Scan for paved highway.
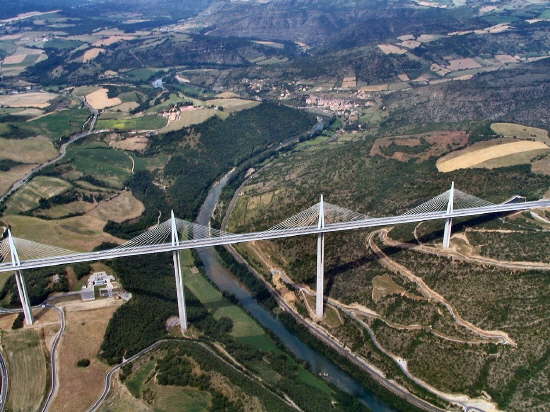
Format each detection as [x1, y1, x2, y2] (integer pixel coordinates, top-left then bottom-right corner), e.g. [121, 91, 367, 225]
[1, 199, 549, 273]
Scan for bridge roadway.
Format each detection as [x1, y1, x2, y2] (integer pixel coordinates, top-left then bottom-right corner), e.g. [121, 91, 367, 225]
[1, 199, 549, 273]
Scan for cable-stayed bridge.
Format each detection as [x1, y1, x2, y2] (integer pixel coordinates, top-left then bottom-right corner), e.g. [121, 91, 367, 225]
[1, 183, 549, 331]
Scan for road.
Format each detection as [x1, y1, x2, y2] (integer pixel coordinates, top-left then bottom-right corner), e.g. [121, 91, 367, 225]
[2, 199, 549, 273]
[0, 348, 8, 412]
[87, 338, 301, 412]
[40, 304, 65, 412]
[0, 301, 65, 412]
[224, 245, 446, 412]
[0, 109, 101, 205]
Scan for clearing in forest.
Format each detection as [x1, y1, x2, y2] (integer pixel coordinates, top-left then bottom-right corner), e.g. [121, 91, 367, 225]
[490, 122, 549, 144]
[437, 140, 550, 172]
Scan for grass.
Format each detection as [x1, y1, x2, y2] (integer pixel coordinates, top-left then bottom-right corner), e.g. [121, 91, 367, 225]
[1, 329, 48, 412]
[126, 360, 155, 397]
[44, 38, 84, 50]
[96, 115, 166, 131]
[182, 250, 277, 350]
[28, 108, 90, 140]
[6, 176, 72, 213]
[125, 68, 163, 82]
[151, 384, 211, 412]
[65, 142, 133, 188]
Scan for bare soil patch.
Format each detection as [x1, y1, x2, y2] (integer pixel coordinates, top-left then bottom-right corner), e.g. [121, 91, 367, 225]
[86, 88, 122, 110]
[437, 140, 550, 172]
[0, 92, 57, 108]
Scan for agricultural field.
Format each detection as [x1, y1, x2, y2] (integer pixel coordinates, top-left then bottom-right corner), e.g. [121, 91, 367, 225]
[86, 88, 122, 110]
[0, 92, 57, 108]
[1, 191, 144, 251]
[436, 140, 550, 172]
[64, 142, 133, 188]
[1, 329, 49, 411]
[96, 115, 166, 131]
[490, 122, 550, 144]
[6, 176, 72, 213]
[50, 301, 124, 411]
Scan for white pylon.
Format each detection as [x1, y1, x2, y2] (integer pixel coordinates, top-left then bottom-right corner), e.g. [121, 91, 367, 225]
[315, 195, 325, 319]
[7, 229, 33, 325]
[443, 182, 454, 248]
[171, 211, 187, 333]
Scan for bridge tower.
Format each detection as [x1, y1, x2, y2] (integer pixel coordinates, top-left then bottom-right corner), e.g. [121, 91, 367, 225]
[443, 182, 455, 249]
[316, 195, 325, 319]
[7, 230, 34, 325]
[171, 211, 188, 333]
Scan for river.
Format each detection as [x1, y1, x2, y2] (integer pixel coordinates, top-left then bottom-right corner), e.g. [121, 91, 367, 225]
[195, 171, 395, 412]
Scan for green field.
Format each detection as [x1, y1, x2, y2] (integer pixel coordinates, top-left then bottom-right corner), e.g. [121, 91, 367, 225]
[44, 38, 84, 50]
[6, 175, 72, 213]
[125, 68, 164, 82]
[1, 329, 48, 412]
[28, 108, 90, 139]
[126, 360, 155, 397]
[64, 142, 133, 188]
[181, 250, 277, 350]
[96, 115, 166, 131]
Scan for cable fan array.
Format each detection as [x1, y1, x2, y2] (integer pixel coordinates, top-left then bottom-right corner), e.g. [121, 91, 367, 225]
[0, 236, 75, 263]
[112, 217, 232, 250]
[268, 201, 368, 231]
[403, 188, 494, 216]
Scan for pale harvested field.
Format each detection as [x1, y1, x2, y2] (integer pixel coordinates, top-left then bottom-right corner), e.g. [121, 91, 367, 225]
[86, 88, 122, 110]
[3, 191, 142, 249]
[1, 329, 48, 412]
[109, 135, 149, 151]
[495, 54, 519, 64]
[0, 135, 58, 163]
[252, 40, 284, 49]
[360, 84, 389, 92]
[159, 108, 217, 133]
[215, 91, 240, 98]
[446, 58, 481, 71]
[6, 175, 72, 213]
[417, 34, 441, 42]
[341, 76, 357, 88]
[490, 122, 549, 144]
[0, 92, 57, 108]
[437, 140, 550, 172]
[3, 54, 26, 64]
[88, 190, 144, 223]
[377, 44, 407, 55]
[400, 40, 421, 49]
[474, 149, 549, 170]
[50, 301, 123, 412]
[208, 98, 259, 113]
[93, 35, 135, 47]
[36, 200, 94, 219]
[82, 48, 105, 63]
[0, 164, 36, 196]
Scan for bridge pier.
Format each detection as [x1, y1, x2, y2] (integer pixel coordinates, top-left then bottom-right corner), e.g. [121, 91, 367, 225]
[7, 230, 33, 325]
[315, 195, 325, 319]
[442, 182, 455, 249]
[14, 270, 33, 325]
[171, 212, 187, 334]
[172, 251, 188, 333]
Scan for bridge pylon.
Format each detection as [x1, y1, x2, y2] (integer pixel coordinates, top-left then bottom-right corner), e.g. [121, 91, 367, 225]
[443, 182, 454, 249]
[315, 195, 325, 319]
[7, 230, 33, 325]
[171, 211, 188, 333]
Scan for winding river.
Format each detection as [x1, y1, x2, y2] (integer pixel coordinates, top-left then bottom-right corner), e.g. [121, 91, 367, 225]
[195, 172, 395, 412]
